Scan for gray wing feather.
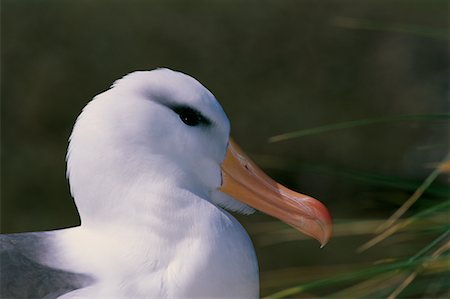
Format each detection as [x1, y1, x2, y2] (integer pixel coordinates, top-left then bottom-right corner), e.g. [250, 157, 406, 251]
[1, 232, 94, 299]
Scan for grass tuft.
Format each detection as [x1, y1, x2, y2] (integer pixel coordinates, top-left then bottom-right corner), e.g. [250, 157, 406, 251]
[259, 115, 449, 298]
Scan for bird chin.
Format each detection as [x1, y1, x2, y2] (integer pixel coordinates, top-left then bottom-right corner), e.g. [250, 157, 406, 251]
[210, 191, 256, 215]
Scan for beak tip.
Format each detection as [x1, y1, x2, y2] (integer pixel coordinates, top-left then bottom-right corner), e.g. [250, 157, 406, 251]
[319, 234, 331, 248]
[317, 232, 331, 248]
[311, 202, 333, 247]
[312, 209, 333, 248]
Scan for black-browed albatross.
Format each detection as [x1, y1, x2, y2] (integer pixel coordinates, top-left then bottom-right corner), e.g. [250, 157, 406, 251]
[1, 69, 332, 298]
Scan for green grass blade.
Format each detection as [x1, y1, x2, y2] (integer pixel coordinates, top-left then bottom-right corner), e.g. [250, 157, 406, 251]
[377, 152, 450, 232]
[357, 200, 450, 252]
[305, 165, 450, 198]
[268, 114, 450, 143]
[409, 230, 450, 263]
[253, 156, 450, 198]
[331, 17, 450, 40]
[254, 202, 448, 247]
[264, 255, 449, 298]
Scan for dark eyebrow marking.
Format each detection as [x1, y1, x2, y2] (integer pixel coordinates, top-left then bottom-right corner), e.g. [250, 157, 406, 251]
[147, 95, 212, 126]
[169, 105, 212, 126]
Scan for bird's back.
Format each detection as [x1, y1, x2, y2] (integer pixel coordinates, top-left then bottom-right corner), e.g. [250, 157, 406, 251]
[0, 231, 94, 299]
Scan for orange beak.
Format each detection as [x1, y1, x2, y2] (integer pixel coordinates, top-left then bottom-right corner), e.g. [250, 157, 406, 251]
[220, 139, 332, 246]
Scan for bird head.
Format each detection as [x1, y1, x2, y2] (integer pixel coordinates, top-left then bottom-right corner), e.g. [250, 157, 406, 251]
[67, 68, 332, 246]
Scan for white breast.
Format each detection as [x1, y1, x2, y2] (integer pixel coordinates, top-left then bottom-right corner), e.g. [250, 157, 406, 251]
[53, 195, 259, 298]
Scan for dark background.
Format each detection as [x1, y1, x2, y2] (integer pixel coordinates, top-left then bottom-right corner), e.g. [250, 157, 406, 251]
[1, 0, 448, 297]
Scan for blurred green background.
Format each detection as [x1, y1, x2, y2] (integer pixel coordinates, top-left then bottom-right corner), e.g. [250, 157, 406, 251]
[1, 0, 449, 297]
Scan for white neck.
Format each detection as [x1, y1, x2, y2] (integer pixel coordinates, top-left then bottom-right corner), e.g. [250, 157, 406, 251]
[66, 104, 217, 229]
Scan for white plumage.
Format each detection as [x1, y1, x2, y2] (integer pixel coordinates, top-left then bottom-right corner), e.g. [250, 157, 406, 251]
[63, 69, 259, 297]
[1, 68, 331, 299]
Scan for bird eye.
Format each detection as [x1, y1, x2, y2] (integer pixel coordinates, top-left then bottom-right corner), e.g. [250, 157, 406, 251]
[172, 106, 211, 127]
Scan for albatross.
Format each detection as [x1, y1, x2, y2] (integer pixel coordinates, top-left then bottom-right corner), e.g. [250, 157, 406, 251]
[1, 68, 332, 298]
